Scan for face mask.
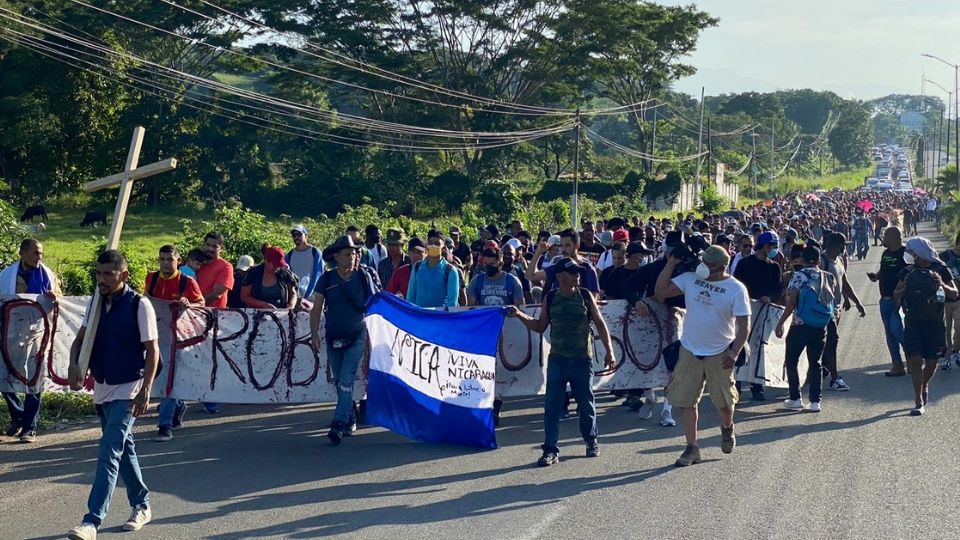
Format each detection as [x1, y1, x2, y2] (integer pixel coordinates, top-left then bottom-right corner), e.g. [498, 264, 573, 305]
[695, 262, 712, 279]
[768, 247, 780, 259]
[904, 252, 915, 265]
[427, 245, 442, 258]
[485, 265, 500, 277]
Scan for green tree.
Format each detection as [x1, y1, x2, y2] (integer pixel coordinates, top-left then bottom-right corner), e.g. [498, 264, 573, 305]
[828, 103, 872, 168]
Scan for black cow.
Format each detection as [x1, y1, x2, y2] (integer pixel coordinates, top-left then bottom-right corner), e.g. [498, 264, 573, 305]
[80, 211, 108, 227]
[20, 205, 47, 223]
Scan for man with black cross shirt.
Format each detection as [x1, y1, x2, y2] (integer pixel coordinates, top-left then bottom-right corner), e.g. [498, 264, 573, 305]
[868, 226, 907, 376]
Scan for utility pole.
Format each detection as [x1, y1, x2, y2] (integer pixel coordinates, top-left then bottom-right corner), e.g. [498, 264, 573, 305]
[650, 107, 658, 172]
[706, 117, 713, 182]
[751, 129, 757, 197]
[770, 121, 775, 182]
[954, 65, 959, 188]
[937, 112, 944, 178]
[693, 87, 705, 209]
[947, 99, 952, 174]
[571, 108, 580, 229]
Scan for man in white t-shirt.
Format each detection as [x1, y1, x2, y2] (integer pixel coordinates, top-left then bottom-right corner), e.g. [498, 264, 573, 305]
[67, 250, 160, 540]
[655, 245, 751, 468]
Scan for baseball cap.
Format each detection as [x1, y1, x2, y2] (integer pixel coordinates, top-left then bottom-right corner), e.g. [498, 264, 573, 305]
[612, 229, 629, 242]
[802, 246, 821, 264]
[701, 245, 731, 266]
[757, 231, 779, 247]
[554, 257, 581, 274]
[408, 237, 427, 253]
[449, 225, 462, 235]
[547, 235, 562, 246]
[482, 247, 501, 258]
[626, 241, 654, 256]
[291, 224, 308, 236]
[263, 246, 288, 268]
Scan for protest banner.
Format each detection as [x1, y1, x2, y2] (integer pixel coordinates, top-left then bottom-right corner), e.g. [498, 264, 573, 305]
[2, 293, 791, 402]
[735, 300, 796, 389]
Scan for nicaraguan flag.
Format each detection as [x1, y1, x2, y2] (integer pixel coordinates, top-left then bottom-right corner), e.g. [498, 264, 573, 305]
[364, 292, 505, 449]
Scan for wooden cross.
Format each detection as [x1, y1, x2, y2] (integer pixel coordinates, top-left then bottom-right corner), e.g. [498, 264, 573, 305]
[75, 126, 177, 376]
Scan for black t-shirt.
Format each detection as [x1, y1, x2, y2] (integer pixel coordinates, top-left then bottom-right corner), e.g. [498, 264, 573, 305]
[733, 254, 783, 301]
[623, 258, 685, 308]
[878, 247, 906, 297]
[602, 265, 639, 300]
[581, 243, 606, 255]
[452, 243, 471, 264]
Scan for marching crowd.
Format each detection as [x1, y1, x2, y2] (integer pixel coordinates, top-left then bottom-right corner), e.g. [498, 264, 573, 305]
[0, 188, 951, 539]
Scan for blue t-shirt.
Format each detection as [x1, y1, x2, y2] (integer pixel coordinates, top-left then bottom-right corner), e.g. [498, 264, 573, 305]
[468, 272, 523, 306]
[543, 260, 599, 294]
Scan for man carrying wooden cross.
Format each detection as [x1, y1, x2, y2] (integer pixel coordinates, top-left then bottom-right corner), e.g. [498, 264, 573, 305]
[65, 126, 175, 540]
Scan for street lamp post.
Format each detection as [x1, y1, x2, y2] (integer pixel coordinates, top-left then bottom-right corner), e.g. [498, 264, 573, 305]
[923, 53, 960, 189]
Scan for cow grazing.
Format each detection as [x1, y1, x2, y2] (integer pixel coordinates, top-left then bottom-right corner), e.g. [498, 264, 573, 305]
[80, 211, 108, 227]
[20, 205, 47, 223]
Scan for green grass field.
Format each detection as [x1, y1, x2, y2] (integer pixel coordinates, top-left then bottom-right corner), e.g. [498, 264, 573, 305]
[34, 205, 208, 272]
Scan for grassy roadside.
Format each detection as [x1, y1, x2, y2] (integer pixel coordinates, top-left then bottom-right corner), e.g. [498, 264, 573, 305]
[1, 392, 96, 432]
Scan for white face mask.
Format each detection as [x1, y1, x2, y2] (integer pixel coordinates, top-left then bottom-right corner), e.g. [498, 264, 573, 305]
[904, 252, 915, 265]
[695, 262, 712, 279]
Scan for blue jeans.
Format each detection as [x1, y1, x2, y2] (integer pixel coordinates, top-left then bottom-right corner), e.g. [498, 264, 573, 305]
[879, 298, 905, 364]
[157, 398, 183, 428]
[327, 327, 367, 428]
[854, 235, 869, 259]
[542, 355, 597, 454]
[83, 400, 149, 527]
[3, 391, 42, 430]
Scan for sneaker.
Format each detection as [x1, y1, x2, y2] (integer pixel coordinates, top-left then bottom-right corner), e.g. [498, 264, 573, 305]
[751, 388, 766, 401]
[638, 399, 655, 420]
[940, 359, 953, 371]
[19, 430, 36, 443]
[204, 404, 219, 414]
[122, 506, 151, 531]
[830, 378, 850, 391]
[660, 408, 676, 427]
[586, 442, 600, 458]
[674, 444, 701, 467]
[327, 427, 343, 445]
[808, 401, 822, 413]
[783, 398, 805, 411]
[910, 404, 925, 416]
[537, 451, 560, 467]
[172, 402, 188, 429]
[153, 426, 173, 442]
[625, 395, 643, 411]
[67, 522, 97, 540]
[342, 421, 357, 436]
[884, 365, 907, 377]
[4, 423, 22, 438]
[720, 423, 736, 454]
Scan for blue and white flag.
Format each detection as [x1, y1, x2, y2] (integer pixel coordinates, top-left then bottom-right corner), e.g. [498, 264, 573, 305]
[364, 292, 506, 449]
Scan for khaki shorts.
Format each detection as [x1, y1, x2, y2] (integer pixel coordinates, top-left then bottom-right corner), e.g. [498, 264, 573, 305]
[666, 346, 738, 409]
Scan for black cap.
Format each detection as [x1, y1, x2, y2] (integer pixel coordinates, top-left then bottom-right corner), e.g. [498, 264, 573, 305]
[716, 234, 731, 245]
[664, 231, 686, 248]
[554, 257, 581, 274]
[408, 237, 426, 252]
[626, 241, 654, 256]
[608, 216, 627, 230]
[802, 246, 821, 264]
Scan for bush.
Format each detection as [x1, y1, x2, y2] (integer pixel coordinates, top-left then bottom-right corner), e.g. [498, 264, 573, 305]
[536, 180, 620, 202]
[0, 199, 22, 267]
[57, 261, 95, 296]
[622, 170, 648, 196]
[0, 391, 96, 430]
[698, 184, 728, 214]
[179, 202, 289, 264]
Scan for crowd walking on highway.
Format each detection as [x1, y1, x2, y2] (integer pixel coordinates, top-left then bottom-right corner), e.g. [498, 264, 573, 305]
[0, 169, 951, 539]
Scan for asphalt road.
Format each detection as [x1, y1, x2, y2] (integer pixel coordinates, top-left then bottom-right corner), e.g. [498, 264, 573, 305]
[3, 222, 959, 540]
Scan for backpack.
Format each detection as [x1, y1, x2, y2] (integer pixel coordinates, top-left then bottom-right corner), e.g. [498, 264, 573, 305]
[902, 268, 942, 321]
[147, 272, 189, 299]
[795, 270, 834, 328]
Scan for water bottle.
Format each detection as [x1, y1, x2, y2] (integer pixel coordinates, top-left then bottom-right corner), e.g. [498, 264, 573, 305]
[937, 286, 946, 304]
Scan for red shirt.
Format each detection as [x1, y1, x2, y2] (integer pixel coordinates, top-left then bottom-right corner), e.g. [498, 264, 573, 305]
[386, 264, 412, 297]
[144, 271, 203, 303]
[196, 257, 235, 308]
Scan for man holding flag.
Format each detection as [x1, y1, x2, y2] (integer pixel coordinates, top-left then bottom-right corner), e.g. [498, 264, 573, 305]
[509, 257, 615, 467]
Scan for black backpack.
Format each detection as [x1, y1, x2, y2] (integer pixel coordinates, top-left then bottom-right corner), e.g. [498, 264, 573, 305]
[902, 268, 942, 321]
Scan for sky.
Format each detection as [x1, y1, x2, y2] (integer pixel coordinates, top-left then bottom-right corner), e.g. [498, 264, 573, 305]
[662, 0, 960, 100]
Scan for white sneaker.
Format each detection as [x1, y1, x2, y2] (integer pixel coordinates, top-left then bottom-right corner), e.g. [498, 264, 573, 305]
[660, 408, 676, 427]
[67, 523, 97, 540]
[783, 399, 805, 411]
[122, 506, 152, 531]
[808, 401, 822, 413]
